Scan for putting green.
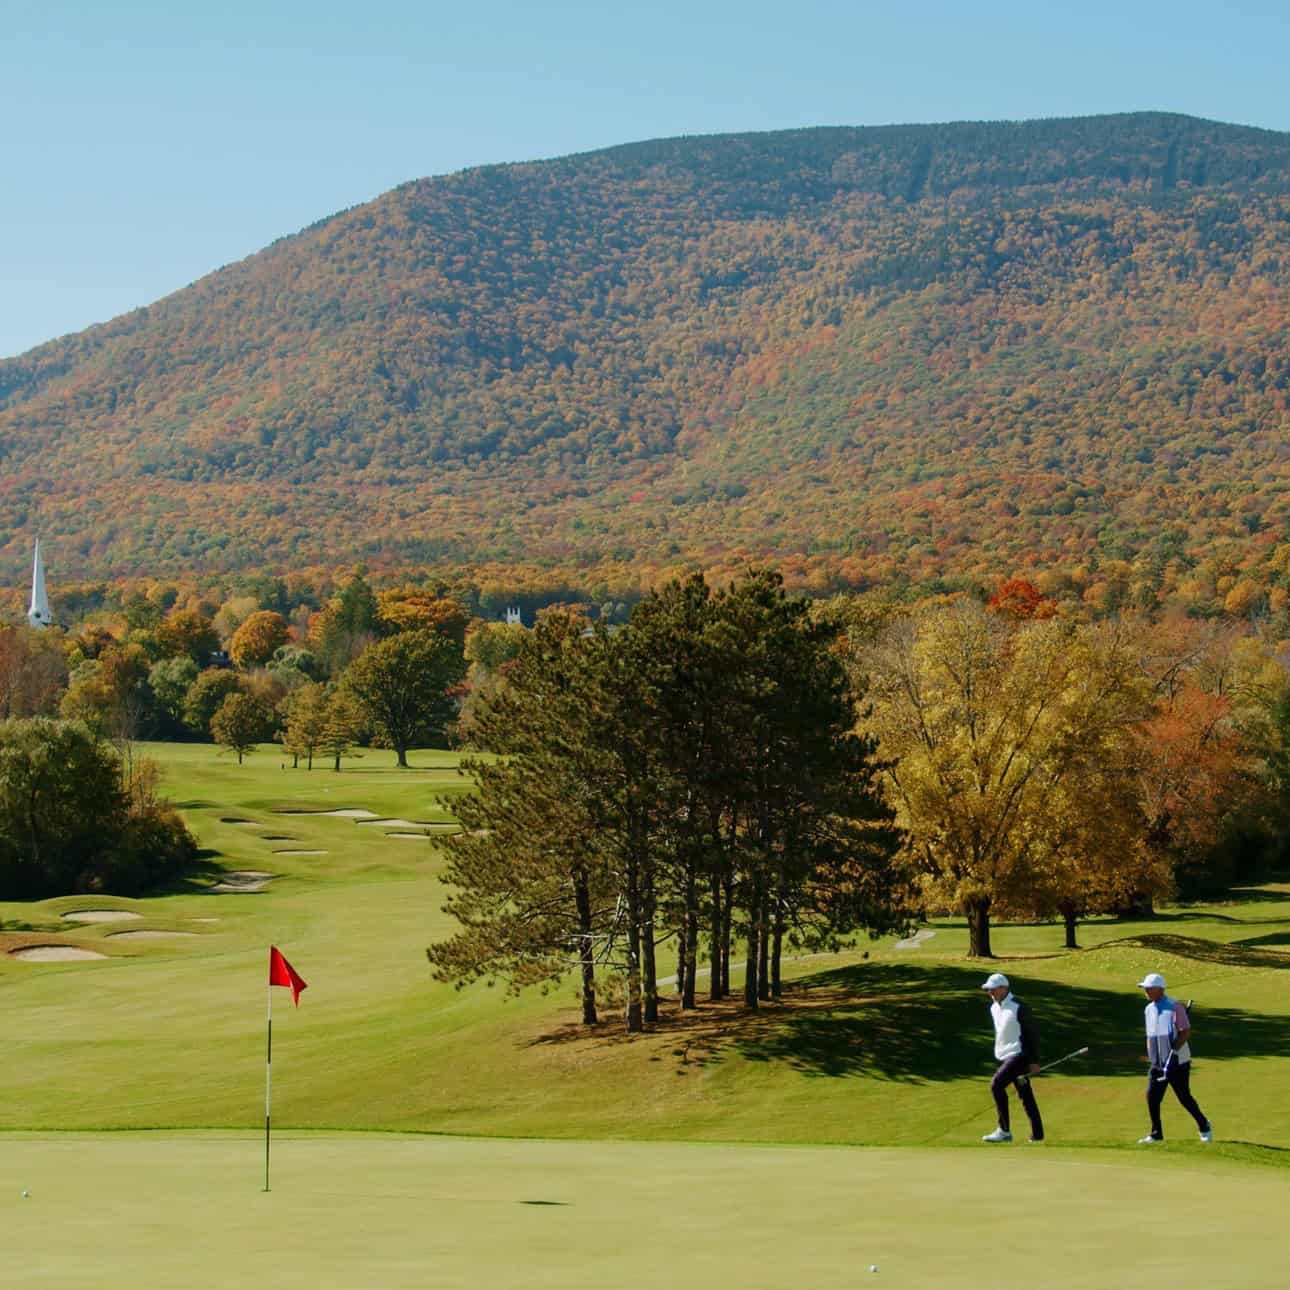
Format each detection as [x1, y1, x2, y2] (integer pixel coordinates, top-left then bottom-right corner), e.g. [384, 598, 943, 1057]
[1, 1133, 1284, 1289]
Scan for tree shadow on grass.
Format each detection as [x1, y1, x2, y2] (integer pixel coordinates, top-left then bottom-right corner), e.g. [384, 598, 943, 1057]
[1102, 932, 1290, 971]
[530, 958, 1290, 1082]
[736, 960, 1290, 1079]
[145, 850, 234, 895]
[1227, 882, 1290, 903]
[1233, 932, 1290, 951]
[724, 963, 1146, 1081]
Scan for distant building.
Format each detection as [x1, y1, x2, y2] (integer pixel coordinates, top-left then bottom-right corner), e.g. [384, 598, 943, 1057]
[505, 607, 522, 625]
[27, 541, 51, 628]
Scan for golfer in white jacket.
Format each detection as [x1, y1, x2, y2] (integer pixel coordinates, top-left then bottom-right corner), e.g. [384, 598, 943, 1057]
[981, 972, 1044, 1143]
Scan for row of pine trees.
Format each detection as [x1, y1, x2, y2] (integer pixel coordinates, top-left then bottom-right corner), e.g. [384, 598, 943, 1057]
[428, 570, 907, 1031]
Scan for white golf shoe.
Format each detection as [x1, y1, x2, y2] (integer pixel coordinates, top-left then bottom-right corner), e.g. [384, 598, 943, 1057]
[1137, 1135, 1162, 1144]
[981, 1128, 1012, 1143]
[1199, 1124, 1213, 1142]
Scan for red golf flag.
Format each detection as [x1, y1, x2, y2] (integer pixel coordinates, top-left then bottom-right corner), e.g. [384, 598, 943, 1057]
[268, 946, 307, 1006]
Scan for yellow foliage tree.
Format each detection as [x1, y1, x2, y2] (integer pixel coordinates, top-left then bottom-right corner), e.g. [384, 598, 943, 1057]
[375, 589, 470, 644]
[865, 603, 1150, 956]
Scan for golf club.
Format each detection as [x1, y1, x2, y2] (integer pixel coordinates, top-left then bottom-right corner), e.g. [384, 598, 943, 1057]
[1016, 1046, 1088, 1085]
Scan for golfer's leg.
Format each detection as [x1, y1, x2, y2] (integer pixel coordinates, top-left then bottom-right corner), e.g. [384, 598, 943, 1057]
[990, 1062, 1015, 1132]
[1168, 1062, 1209, 1130]
[1145, 1069, 1166, 1138]
[1017, 1077, 1043, 1140]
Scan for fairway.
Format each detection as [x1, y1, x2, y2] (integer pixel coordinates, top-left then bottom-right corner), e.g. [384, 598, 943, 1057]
[3, 1132, 1286, 1290]
[4, 744, 1290, 1287]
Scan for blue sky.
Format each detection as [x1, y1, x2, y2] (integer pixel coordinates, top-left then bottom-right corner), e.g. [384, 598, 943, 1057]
[2, 0, 1288, 359]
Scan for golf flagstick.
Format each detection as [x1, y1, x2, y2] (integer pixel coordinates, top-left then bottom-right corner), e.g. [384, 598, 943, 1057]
[265, 971, 273, 1192]
[265, 947, 308, 1192]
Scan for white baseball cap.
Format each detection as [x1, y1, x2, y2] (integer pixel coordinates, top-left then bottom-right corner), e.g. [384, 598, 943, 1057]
[1138, 972, 1166, 989]
[980, 972, 1010, 990]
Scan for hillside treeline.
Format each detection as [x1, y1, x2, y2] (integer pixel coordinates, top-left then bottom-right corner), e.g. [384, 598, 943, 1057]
[429, 572, 1290, 1029]
[1, 114, 1288, 608]
[0, 570, 475, 776]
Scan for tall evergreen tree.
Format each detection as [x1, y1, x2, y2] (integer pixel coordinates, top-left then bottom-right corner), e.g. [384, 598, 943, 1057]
[429, 615, 614, 1025]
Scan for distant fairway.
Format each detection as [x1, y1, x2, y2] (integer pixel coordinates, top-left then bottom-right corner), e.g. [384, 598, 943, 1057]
[3, 743, 1290, 1286]
[3, 1133, 1287, 1290]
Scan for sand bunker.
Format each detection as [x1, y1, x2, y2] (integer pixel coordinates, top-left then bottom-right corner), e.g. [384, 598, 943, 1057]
[62, 910, 142, 923]
[107, 929, 199, 940]
[220, 817, 263, 826]
[356, 818, 455, 830]
[275, 806, 459, 833]
[894, 928, 938, 950]
[11, 945, 107, 961]
[209, 871, 274, 892]
[273, 849, 327, 856]
[278, 808, 378, 818]
[188, 917, 220, 923]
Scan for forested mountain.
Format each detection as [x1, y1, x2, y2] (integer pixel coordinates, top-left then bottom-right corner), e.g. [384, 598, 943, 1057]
[2, 112, 1288, 610]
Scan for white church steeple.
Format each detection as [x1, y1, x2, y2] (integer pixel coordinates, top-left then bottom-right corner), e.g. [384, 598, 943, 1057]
[28, 540, 51, 628]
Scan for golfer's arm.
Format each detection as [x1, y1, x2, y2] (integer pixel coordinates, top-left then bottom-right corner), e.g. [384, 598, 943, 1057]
[1172, 1027, 1190, 1051]
[1017, 1004, 1039, 1064]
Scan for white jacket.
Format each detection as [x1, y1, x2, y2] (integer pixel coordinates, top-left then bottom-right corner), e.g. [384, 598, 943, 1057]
[991, 993, 1034, 1061]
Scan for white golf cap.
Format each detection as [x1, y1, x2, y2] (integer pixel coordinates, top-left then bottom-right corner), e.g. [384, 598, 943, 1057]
[1138, 972, 1166, 989]
[980, 972, 1010, 990]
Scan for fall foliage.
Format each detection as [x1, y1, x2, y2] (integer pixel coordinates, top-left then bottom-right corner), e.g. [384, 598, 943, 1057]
[0, 114, 1288, 613]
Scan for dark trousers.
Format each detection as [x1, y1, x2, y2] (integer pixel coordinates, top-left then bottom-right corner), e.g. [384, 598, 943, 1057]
[1146, 1060, 1209, 1138]
[991, 1054, 1043, 1139]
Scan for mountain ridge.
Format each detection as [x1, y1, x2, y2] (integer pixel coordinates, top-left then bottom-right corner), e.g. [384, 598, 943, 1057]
[2, 111, 1288, 612]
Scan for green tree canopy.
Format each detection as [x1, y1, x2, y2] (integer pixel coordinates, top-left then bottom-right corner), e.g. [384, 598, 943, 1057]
[210, 692, 275, 763]
[0, 718, 195, 899]
[341, 629, 466, 767]
[182, 668, 243, 738]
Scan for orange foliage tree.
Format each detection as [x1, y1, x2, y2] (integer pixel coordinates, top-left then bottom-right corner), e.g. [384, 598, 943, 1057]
[229, 611, 290, 669]
[987, 577, 1057, 620]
